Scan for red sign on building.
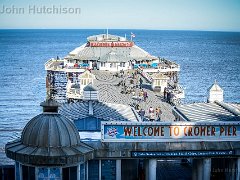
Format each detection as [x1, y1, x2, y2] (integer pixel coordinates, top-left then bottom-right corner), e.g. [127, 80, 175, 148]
[89, 41, 134, 47]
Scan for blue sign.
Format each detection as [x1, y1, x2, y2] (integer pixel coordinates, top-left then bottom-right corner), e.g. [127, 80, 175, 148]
[101, 122, 240, 142]
[131, 150, 235, 158]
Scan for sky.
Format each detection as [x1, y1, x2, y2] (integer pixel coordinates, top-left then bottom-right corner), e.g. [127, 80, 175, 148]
[0, 0, 240, 31]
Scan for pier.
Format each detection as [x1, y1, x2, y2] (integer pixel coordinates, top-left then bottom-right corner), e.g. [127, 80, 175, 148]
[92, 70, 175, 121]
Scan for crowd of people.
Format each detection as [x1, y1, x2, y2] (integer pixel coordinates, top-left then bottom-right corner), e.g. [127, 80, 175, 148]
[117, 69, 164, 122]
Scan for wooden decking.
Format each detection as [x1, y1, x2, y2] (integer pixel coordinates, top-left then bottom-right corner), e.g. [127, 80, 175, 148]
[92, 70, 175, 122]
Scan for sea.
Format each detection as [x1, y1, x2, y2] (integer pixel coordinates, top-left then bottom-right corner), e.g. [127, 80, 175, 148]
[0, 29, 240, 165]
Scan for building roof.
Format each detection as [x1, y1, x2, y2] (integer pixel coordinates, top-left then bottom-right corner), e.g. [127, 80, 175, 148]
[228, 103, 240, 112]
[87, 34, 126, 42]
[208, 81, 223, 92]
[83, 83, 97, 91]
[67, 34, 157, 62]
[98, 51, 130, 63]
[21, 113, 80, 147]
[5, 108, 94, 166]
[79, 70, 96, 79]
[173, 101, 240, 122]
[59, 101, 140, 122]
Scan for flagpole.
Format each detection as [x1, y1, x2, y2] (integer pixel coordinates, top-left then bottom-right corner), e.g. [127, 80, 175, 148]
[107, 28, 108, 39]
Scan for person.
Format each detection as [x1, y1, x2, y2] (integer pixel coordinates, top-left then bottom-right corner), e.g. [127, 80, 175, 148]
[164, 87, 167, 99]
[143, 91, 148, 102]
[167, 91, 171, 103]
[139, 89, 144, 101]
[127, 71, 130, 78]
[149, 107, 154, 121]
[74, 63, 78, 68]
[155, 107, 162, 121]
[135, 104, 140, 110]
[139, 78, 143, 89]
[139, 109, 145, 121]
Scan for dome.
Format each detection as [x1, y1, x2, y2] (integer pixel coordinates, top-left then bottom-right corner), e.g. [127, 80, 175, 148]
[21, 113, 80, 147]
[5, 100, 94, 166]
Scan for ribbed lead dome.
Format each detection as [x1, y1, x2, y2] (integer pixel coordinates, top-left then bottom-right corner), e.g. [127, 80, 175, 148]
[5, 100, 94, 166]
[21, 113, 80, 147]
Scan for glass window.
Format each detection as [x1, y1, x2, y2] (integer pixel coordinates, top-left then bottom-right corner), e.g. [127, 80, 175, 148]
[15, 162, 20, 180]
[74, 117, 102, 131]
[62, 166, 77, 180]
[49, 168, 61, 179]
[88, 160, 99, 180]
[22, 165, 35, 180]
[37, 167, 61, 180]
[101, 160, 116, 180]
[80, 164, 85, 180]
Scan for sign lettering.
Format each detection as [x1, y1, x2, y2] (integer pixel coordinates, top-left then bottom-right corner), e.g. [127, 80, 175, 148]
[131, 150, 235, 158]
[101, 122, 240, 142]
[89, 41, 134, 47]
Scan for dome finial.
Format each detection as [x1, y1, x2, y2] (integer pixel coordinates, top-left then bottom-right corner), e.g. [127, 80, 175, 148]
[40, 98, 60, 113]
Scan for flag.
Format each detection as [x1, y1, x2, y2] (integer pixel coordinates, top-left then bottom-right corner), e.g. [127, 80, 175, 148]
[131, 32, 135, 38]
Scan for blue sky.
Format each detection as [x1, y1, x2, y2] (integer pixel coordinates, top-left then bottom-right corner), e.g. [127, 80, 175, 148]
[0, 0, 240, 31]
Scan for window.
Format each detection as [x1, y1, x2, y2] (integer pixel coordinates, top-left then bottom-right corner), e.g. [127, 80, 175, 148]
[62, 166, 77, 180]
[74, 117, 101, 131]
[101, 160, 116, 180]
[80, 164, 85, 180]
[22, 165, 35, 180]
[16, 162, 20, 180]
[37, 167, 61, 180]
[88, 160, 99, 180]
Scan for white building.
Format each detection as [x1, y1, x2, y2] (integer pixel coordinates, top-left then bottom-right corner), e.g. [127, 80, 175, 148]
[208, 81, 224, 103]
[64, 34, 158, 72]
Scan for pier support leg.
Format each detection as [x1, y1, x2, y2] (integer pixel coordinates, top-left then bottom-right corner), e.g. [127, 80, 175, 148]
[148, 159, 157, 180]
[193, 158, 211, 180]
[237, 158, 240, 180]
[203, 158, 211, 180]
[192, 159, 198, 180]
[144, 159, 149, 180]
[99, 160, 101, 180]
[116, 160, 121, 180]
[197, 159, 203, 180]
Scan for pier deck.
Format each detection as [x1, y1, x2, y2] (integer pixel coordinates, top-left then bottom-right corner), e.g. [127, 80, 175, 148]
[92, 70, 175, 122]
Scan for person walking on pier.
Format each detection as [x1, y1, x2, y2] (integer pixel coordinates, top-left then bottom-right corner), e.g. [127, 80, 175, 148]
[143, 91, 148, 102]
[149, 107, 155, 121]
[155, 106, 162, 121]
[139, 78, 143, 89]
[139, 108, 145, 121]
[164, 87, 167, 99]
[167, 91, 171, 103]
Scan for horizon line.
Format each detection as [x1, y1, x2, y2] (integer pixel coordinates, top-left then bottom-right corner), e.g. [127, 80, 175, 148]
[0, 28, 239, 33]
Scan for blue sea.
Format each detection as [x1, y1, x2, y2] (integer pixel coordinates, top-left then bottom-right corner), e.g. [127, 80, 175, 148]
[0, 29, 240, 164]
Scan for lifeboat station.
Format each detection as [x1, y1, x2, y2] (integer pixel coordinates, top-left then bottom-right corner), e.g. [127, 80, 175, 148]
[2, 34, 240, 180]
